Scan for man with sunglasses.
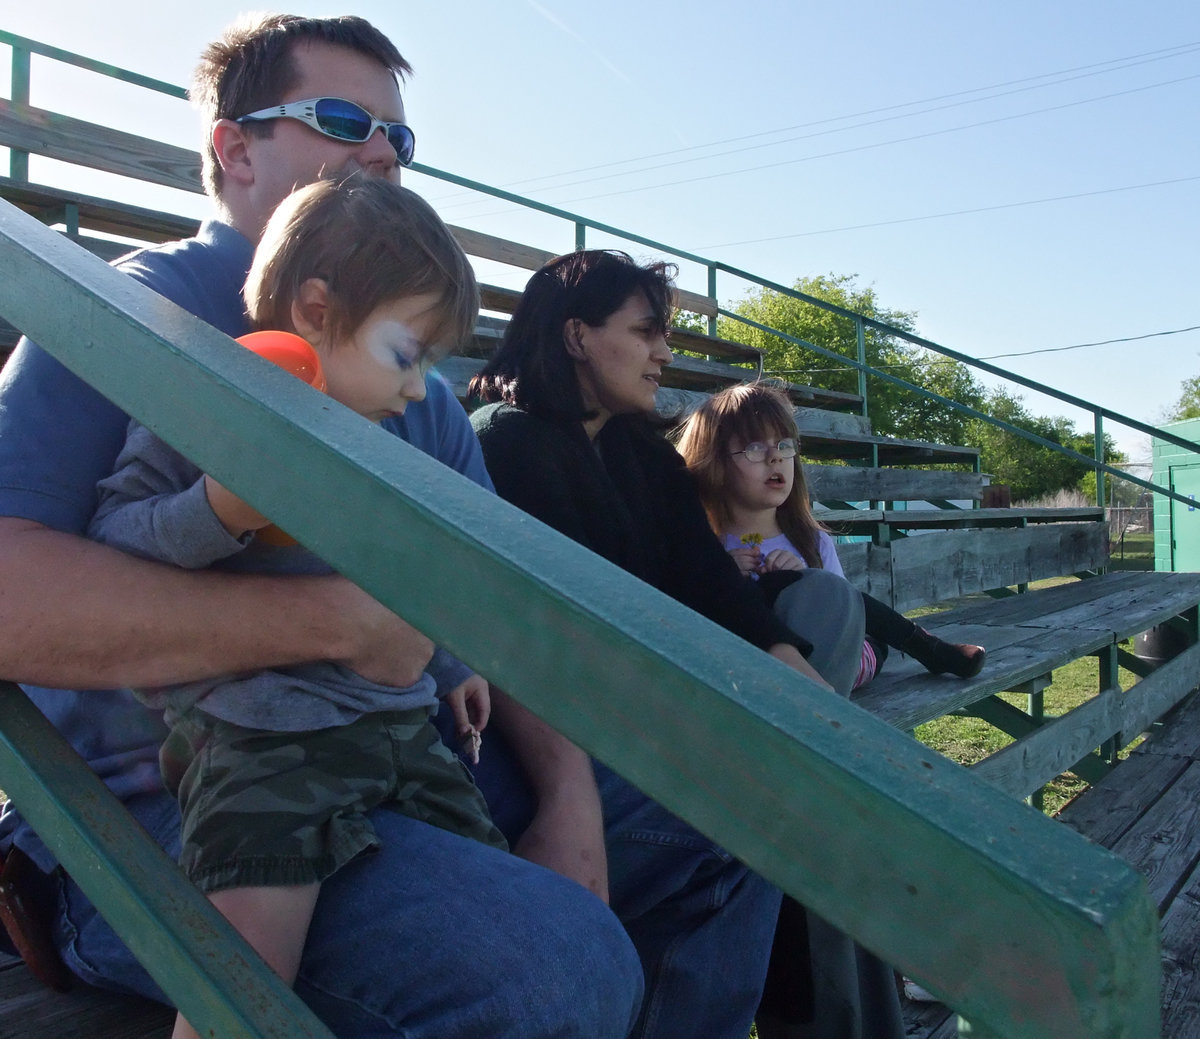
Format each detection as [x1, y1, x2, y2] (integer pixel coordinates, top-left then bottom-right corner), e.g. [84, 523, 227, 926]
[0, 12, 783, 1039]
[0, 14, 641, 1039]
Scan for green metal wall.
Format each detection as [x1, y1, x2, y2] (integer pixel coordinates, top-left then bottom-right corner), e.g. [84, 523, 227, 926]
[1153, 418, 1200, 571]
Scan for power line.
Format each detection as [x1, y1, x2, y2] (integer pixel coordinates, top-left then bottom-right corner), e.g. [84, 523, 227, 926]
[978, 324, 1200, 360]
[760, 324, 1200, 374]
[699, 173, 1200, 248]
[440, 71, 1200, 226]
[428, 40, 1200, 206]
[547, 72, 1200, 210]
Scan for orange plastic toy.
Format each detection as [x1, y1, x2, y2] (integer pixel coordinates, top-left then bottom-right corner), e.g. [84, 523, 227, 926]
[235, 330, 326, 546]
[236, 330, 327, 392]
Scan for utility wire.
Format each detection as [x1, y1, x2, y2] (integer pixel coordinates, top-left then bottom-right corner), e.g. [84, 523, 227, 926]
[761, 323, 1200, 374]
[439, 71, 1200, 226]
[428, 40, 1200, 205]
[700, 173, 1200, 247]
[546, 72, 1200, 210]
[977, 324, 1200, 360]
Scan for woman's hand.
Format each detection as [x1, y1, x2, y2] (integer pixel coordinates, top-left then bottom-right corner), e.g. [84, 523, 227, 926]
[728, 545, 763, 575]
[761, 548, 804, 573]
[512, 784, 610, 904]
[768, 642, 834, 692]
[488, 690, 610, 903]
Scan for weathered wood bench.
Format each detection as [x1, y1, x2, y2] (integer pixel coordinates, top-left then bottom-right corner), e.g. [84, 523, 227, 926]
[0, 38, 1181, 1036]
[902, 684, 1200, 1039]
[855, 572, 1200, 750]
[0, 950, 171, 1038]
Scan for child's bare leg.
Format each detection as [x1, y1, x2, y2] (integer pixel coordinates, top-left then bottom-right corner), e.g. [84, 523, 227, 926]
[171, 883, 320, 1039]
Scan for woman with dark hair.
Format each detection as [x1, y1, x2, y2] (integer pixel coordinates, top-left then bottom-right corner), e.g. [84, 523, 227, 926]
[470, 249, 863, 691]
[469, 249, 903, 1039]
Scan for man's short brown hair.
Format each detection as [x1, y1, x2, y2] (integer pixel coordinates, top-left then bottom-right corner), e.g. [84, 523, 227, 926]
[190, 14, 412, 199]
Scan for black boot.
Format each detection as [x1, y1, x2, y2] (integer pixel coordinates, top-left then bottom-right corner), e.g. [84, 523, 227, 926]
[902, 626, 985, 678]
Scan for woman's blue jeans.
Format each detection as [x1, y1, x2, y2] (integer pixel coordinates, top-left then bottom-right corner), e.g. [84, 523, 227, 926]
[468, 726, 782, 1039]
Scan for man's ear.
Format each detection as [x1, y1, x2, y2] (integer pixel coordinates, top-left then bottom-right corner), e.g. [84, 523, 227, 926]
[291, 279, 331, 347]
[563, 318, 587, 361]
[211, 119, 256, 188]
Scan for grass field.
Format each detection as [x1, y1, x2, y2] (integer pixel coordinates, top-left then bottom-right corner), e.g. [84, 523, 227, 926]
[913, 647, 1143, 815]
[909, 573, 1149, 815]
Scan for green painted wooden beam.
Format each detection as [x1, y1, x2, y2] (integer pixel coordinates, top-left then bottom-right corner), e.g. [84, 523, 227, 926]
[0, 683, 334, 1039]
[0, 201, 1163, 1038]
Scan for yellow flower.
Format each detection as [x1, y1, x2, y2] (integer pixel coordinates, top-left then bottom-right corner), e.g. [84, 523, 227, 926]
[740, 532, 764, 547]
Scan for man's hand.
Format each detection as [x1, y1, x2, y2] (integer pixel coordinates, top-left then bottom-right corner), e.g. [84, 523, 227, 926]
[327, 577, 434, 688]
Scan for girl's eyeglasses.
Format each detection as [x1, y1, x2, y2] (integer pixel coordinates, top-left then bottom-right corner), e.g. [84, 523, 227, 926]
[236, 97, 416, 167]
[731, 439, 798, 463]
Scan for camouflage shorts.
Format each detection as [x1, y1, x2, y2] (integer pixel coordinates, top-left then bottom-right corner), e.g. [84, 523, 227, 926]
[160, 707, 507, 894]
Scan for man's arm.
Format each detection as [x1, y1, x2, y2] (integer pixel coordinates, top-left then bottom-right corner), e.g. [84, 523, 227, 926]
[0, 518, 433, 690]
[401, 383, 611, 895]
[488, 689, 609, 902]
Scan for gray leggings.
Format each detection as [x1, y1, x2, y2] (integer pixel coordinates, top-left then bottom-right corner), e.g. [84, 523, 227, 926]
[771, 568, 866, 697]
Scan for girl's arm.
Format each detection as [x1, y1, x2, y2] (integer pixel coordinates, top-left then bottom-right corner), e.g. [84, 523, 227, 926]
[817, 530, 845, 577]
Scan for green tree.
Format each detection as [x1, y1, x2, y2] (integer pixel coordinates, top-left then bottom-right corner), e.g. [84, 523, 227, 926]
[717, 274, 984, 444]
[1166, 374, 1200, 421]
[965, 388, 1124, 502]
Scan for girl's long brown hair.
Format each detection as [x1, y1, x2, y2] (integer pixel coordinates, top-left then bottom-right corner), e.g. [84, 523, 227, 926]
[675, 381, 827, 568]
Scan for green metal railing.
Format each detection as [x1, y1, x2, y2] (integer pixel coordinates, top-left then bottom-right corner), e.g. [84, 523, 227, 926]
[0, 155, 1162, 1039]
[4, 27, 1196, 512]
[0, 32, 1174, 1038]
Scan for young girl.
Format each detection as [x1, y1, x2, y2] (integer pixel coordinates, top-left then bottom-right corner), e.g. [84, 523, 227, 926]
[87, 176, 505, 1039]
[676, 381, 986, 687]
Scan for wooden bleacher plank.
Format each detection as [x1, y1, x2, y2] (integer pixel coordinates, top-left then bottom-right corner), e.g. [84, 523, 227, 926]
[856, 573, 1199, 732]
[825, 540, 892, 602]
[475, 254, 717, 319]
[477, 279, 758, 364]
[0, 100, 202, 195]
[1106, 761, 1200, 912]
[797, 427, 979, 465]
[478, 274, 717, 323]
[855, 621, 1114, 731]
[972, 645, 1200, 800]
[653, 388, 873, 437]
[902, 998, 956, 1038]
[1160, 864, 1200, 1039]
[449, 225, 556, 276]
[0, 953, 172, 1038]
[1058, 751, 1192, 846]
[437, 347, 855, 411]
[666, 325, 763, 366]
[973, 572, 1200, 643]
[807, 464, 983, 504]
[1049, 692, 1200, 1038]
[819, 506, 1105, 531]
[1137, 690, 1200, 760]
[885, 524, 1108, 612]
[0, 178, 200, 243]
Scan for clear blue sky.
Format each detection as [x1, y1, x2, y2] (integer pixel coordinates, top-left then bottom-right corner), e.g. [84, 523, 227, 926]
[4, 1, 1198, 469]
